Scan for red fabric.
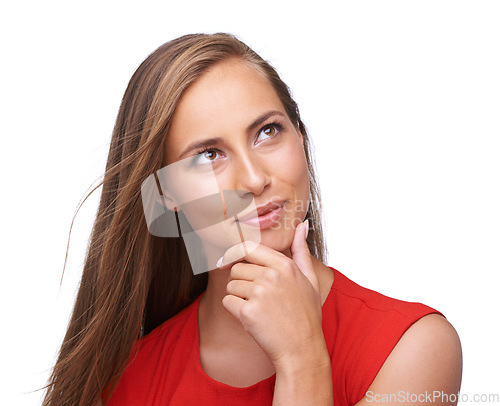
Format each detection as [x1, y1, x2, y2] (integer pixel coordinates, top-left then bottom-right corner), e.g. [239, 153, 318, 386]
[105, 267, 442, 406]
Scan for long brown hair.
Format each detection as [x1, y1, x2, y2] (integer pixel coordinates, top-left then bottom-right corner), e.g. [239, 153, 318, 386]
[42, 32, 327, 406]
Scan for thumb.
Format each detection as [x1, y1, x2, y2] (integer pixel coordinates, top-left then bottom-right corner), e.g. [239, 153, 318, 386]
[290, 219, 320, 295]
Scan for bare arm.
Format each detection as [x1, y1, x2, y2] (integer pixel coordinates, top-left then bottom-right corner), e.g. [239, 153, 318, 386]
[273, 313, 461, 405]
[272, 337, 333, 406]
[355, 313, 463, 406]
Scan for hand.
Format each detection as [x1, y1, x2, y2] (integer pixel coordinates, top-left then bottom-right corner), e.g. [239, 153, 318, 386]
[218, 220, 326, 371]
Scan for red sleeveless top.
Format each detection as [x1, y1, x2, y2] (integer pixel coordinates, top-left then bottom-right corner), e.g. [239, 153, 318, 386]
[104, 267, 442, 405]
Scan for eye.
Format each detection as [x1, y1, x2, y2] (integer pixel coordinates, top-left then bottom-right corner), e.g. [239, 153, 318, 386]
[256, 123, 281, 143]
[192, 148, 220, 166]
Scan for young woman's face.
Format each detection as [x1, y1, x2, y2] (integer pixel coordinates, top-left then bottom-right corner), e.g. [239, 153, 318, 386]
[163, 58, 310, 256]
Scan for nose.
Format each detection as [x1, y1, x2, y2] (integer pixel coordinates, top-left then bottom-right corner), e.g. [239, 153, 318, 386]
[231, 152, 271, 197]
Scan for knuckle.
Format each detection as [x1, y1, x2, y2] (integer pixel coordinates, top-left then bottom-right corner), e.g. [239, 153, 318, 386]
[264, 268, 279, 284]
[240, 303, 256, 322]
[282, 258, 295, 274]
[244, 240, 259, 253]
[226, 243, 247, 263]
[237, 241, 249, 254]
[252, 283, 265, 298]
[277, 256, 291, 269]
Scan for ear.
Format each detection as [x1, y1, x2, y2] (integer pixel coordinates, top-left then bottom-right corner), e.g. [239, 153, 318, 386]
[156, 191, 180, 212]
[297, 128, 304, 145]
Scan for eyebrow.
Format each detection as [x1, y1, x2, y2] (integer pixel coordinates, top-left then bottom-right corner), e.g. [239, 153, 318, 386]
[178, 110, 287, 159]
[179, 137, 225, 159]
[246, 110, 286, 132]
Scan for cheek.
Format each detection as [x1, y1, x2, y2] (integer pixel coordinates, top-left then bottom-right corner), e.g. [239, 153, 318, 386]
[160, 161, 222, 211]
[274, 139, 310, 200]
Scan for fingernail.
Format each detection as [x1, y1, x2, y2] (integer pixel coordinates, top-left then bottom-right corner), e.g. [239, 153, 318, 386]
[304, 219, 309, 240]
[216, 256, 224, 268]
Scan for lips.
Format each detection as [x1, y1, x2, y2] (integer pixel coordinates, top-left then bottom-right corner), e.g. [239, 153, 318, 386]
[236, 200, 287, 222]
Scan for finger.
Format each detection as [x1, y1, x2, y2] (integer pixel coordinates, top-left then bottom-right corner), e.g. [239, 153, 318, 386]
[228, 262, 262, 282]
[221, 293, 246, 320]
[218, 240, 287, 270]
[226, 279, 253, 300]
[290, 220, 319, 295]
[216, 240, 259, 268]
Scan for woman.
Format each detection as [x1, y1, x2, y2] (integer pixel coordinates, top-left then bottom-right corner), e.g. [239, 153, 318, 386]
[43, 33, 462, 406]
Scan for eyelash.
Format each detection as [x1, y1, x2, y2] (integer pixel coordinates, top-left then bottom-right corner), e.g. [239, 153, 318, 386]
[192, 120, 285, 163]
[256, 120, 285, 143]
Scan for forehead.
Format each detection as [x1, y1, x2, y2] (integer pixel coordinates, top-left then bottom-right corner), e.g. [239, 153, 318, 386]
[167, 58, 285, 141]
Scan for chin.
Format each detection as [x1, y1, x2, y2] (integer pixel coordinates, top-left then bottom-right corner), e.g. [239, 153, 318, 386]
[257, 228, 294, 254]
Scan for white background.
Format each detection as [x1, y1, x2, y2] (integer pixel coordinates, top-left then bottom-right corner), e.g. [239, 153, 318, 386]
[1, 1, 499, 404]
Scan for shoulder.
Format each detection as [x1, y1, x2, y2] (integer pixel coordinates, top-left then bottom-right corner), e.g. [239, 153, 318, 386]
[326, 268, 444, 348]
[376, 312, 462, 385]
[329, 267, 438, 318]
[357, 313, 462, 405]
[103, 295, 202, 404]
[130, 295, 201, 362]
[122, 297, 201, 373]
[325, 268, 461, 404]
